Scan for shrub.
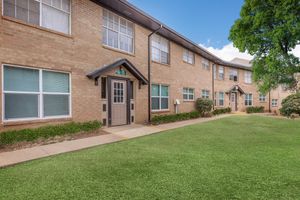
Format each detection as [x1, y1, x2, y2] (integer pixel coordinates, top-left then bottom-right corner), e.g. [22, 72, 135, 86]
[151, 111, 200, 125]
[0, 121, 102, 147]
[195, 98, 213, 116]
[246, 106, 265, 113]
[280, 93, 300, 117]
[212, 107, 231, 115]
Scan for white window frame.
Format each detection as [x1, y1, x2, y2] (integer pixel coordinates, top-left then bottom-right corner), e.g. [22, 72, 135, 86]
[272, 99, 278, 107]
[151, 84, 169, 111]
[244, 93, 253, 106]
[183, 49, 194, 64]
[244, 71, 252, 84]
[202, 89, 210, 99]
[2, 64, 72, 122]
[151, 34, 170, 64]
[259, 94, 266, 102]
[183, 87, 194, 101]
[202, 59, 210, 70]
[218, 92, 225, 106]
[229, 68, 238, 81]
[218, 66, 224, 80]
[2, 0, 72, 34]
[102, 8, 134, 54]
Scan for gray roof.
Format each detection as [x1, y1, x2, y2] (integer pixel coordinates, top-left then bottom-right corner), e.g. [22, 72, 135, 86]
[91, 0, 252, 71]
[87, 58, 148, 85]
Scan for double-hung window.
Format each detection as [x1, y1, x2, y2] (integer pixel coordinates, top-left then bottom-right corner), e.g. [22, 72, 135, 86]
[183, 88, 194, 101]
[202, 90, 210, 99]
[229, 69, 238, 81]
[151, 84, 169, 111]
[3, 0, 71, 34]
[245, 93, 253, 106]
[244, 71, 252, 84]
[3, 65, 71, 121]
[219, 92, 224, 106]
[218, 66, 224, 80]
[183, 49, 194, 64]
[102, 9, 134, 53]
[259, 94, 266, 102]
[151, 34, 169, 64]
[272, 99, 278, 107]
[202, 59, 210, 70]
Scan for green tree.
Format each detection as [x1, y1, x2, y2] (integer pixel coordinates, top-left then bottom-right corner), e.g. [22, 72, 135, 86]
[229, 0, 300, 93]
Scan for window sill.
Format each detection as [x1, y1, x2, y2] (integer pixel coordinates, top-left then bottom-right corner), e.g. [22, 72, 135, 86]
[2, 16, 73, 39]
[183, 60, 195, 66]
[152, 60, 170, 67]
[2, 117, 73, 127]
[151, 110, 170, 114]
[102, 45, 135, 57]
[183, 100, 195, 102]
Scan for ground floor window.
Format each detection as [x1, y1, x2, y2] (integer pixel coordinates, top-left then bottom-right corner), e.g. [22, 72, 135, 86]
[183, 88, 194, 101]
[201, 90, 210, 99]
[3, 65, 71, 121]
[259, 94, 266, 102]
[219, 92, 224, 106]
[151, 84, 169, 111]
[245, 93, 253, 106]
[272, 99, 278, 107]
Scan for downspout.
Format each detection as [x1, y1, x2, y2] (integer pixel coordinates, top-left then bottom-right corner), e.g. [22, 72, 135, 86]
[148, 25, 163, 123]
[269, 91, 272, 113]
[212, 64, 215, 110]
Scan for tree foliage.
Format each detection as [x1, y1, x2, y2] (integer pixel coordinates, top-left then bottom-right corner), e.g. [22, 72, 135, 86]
[229, 0, 300, 93]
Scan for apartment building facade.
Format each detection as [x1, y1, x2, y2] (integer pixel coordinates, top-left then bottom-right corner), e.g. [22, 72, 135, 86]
[0, 0, 287, 130]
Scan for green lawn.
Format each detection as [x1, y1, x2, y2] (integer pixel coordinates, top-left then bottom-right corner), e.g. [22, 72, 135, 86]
[1, 116, 300, 200]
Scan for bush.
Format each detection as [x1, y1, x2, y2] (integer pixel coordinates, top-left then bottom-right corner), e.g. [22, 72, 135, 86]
[213, 107, 231, 115]
[246, 106, 265, 113]
[0, 121, 102, 147]
[280, 93, 300, 117]
[151, 111, 200, 125]
[195, 98, 213, 116]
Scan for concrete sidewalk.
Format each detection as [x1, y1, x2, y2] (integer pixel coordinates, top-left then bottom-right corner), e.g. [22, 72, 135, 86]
[0, 114, 231, 168]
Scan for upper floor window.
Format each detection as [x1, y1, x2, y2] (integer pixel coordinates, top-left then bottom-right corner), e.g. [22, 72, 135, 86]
[202, 59, 210, 70]
[151, 84, 169, 111]
[259, 94, 266, 102]
[245, 93, 253, 106]
[3, 0, 71, 34]
[183, 49, 194, 64]
[229, 69, 238, 81]
[183, 88, 194, 101]
[202, 90, 210, 99]
[151, 34, 169, 64]
[244, 71, 252, 84]
[102, 9, 134, 53]
[218, 66, 224, 80]
[3, 65, 71, 121]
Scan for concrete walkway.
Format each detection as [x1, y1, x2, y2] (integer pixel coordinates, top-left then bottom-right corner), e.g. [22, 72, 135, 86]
[0, 114, 231, 168]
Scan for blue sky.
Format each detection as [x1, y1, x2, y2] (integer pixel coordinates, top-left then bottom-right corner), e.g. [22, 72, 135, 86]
[128, 0, 245, 49]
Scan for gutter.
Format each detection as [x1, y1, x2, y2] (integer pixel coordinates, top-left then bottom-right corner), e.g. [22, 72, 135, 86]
[148, 25, 163, 123]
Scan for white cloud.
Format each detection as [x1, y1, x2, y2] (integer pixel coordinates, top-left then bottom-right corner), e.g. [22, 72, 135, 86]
[199, 43, 300, 62]
[199, 42, 253, 62]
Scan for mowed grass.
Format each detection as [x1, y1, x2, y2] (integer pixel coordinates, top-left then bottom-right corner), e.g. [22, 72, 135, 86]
[1, 116, 300, 200]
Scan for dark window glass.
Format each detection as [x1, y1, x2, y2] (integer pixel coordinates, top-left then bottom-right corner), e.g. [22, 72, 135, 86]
[130, 81, 134, 99]
[101, 77, 107, 99]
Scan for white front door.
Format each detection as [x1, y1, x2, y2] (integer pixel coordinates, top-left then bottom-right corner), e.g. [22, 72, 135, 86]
[111, 79, 127, 126]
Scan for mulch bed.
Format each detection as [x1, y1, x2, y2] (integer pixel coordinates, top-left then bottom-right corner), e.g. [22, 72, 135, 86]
[0, 129, 109, 153]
